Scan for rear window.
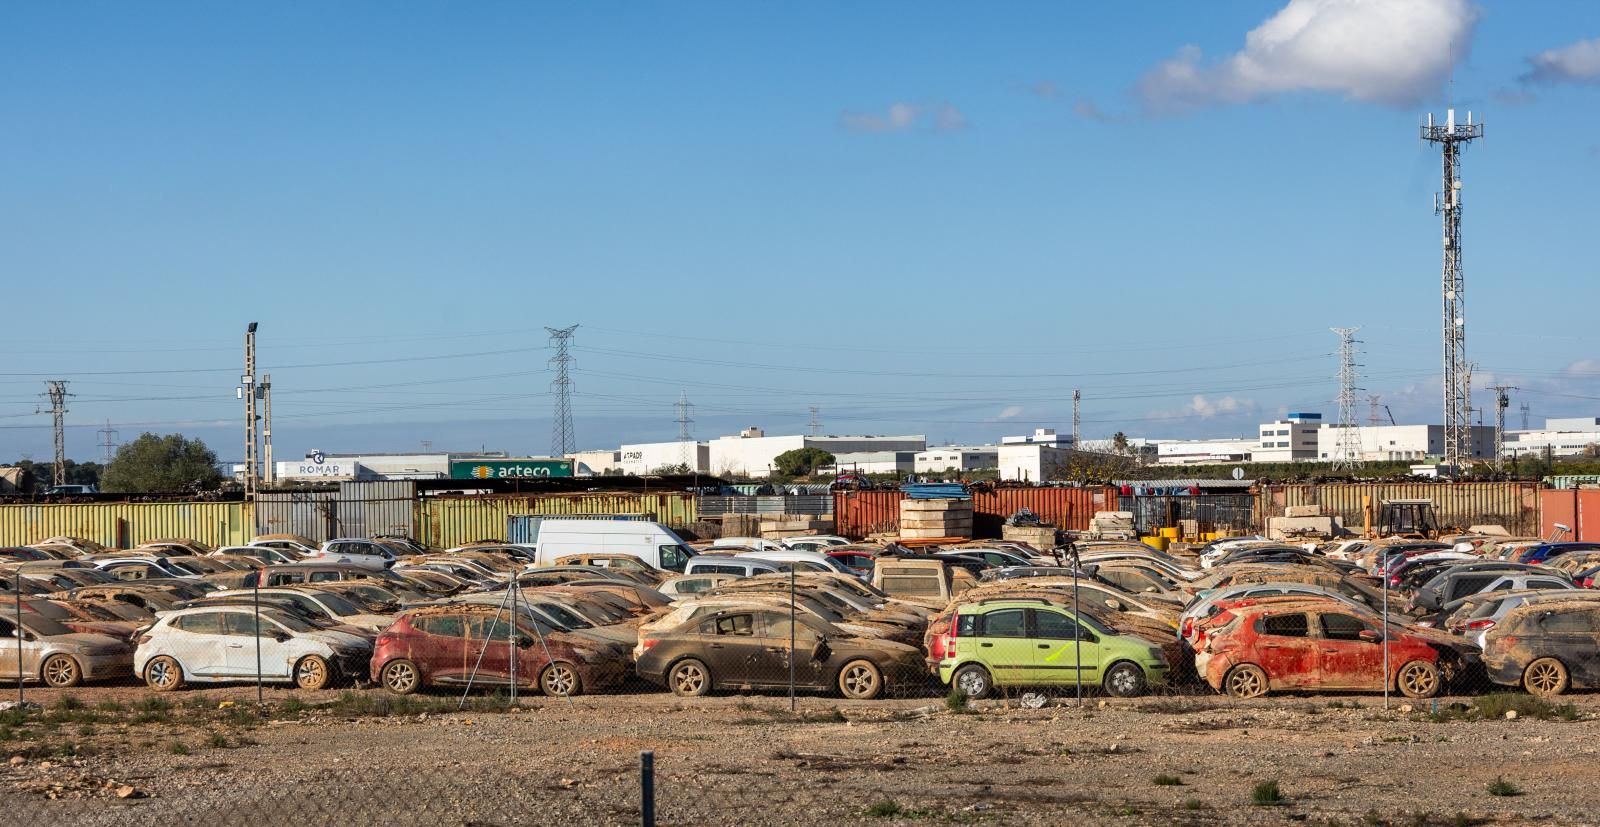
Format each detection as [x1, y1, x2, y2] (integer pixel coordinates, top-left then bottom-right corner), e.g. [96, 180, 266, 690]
[1259, 613, 1308, 637]
[173, 612, 224, 635]
[879, 566, 943, 597]
[1319, 613, 1366, 641]
[1539, 609, 1599, 634]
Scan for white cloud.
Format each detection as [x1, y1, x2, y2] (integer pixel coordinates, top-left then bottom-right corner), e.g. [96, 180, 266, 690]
[839, 101, 968, 134]
[1072, 98, 1116, 122]
[1138, 0, 1477, 112]
[1186, 395, 1253, 418]
[1564, 359, 1600, 377]
[1521, 37, 1600, 85]
[996, 405, 1024, 420]
[1028, 80, 1059, 99]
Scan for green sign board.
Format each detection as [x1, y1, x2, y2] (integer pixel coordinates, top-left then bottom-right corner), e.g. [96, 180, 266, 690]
[449, 459, 574, 480]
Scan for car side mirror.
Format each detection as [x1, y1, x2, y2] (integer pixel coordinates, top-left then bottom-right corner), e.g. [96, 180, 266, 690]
[272, 631, 291, 643]
[517, 636, 534, 649]
[1357, 630, 1382, 643]
[810, 640, 830, 663]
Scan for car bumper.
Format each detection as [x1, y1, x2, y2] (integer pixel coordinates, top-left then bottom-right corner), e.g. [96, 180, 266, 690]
[1482, 654, 1523, 687]
[79, 653, 134, 682]
[334, 651, 372, 682]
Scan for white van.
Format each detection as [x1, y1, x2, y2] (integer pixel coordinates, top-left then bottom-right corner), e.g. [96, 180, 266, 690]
[528, 519, 697, 573]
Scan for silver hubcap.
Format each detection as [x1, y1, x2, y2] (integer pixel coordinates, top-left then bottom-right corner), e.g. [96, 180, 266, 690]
[1229, 668, 1263, 697]
[298, 659, 325, 686]
[674, 664, 705, 693]
[385, 664, 416, 692]
[545, 665, 575, 695]
[45, 657, 74, 684]
[844, 665, 877, 696]
[150, 660, 174, 686]
[957, 670, 985, 696]
[1111, 667, 1137, 693]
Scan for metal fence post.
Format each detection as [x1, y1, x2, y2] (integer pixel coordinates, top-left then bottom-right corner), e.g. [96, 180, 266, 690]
[640, 750, 656, 827]
[788, 566, 796, 712]
[254, 567, 264, 706]
[14, 572, 23, 704]
[1382, 554, 1390, 710]
[1070, 545, 1082, 708]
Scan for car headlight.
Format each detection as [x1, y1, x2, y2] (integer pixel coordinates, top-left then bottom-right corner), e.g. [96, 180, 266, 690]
[1146, 647, 1166, 663]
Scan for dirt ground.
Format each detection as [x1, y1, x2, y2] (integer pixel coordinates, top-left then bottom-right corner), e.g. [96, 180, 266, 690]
[2, 683, 1597, 826]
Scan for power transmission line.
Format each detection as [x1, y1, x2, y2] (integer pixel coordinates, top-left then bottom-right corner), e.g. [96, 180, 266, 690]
[546, 325, 578, 457]
[676, 391, 695, 468]
[42, 381, 71, 485]
[96, 420, 119, 464]
[1422, 107, 1482, 476]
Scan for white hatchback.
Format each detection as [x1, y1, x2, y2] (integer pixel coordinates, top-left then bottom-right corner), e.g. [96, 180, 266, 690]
[135, 605, 371, 690]
[312, 539, 398, 570]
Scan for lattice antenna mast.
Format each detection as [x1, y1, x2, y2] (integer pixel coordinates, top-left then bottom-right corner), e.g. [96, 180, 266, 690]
[238, 323, 260, 498]
[96, 420, 120, 465]
[808, 406, 820, 437]
[676, 392, 695, 467]
[1489, 385, 1517, 471]
[1072, 389, 1082, 448]
[546, 325, 578, 456]
[1520, 403, 1530, 431]
[1422, 107, 1482, 475]
[44, 381, 71, 485]
[1367, 395, 1382, 428]
[1331, 328, 1363, 471]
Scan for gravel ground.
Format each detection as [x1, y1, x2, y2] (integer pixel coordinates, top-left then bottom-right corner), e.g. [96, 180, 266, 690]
[2, 684, 1596, 826]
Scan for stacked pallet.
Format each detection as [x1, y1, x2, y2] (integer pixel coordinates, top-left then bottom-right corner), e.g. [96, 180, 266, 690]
[899, 498, 973, 540]
[760, 516, 835, 540]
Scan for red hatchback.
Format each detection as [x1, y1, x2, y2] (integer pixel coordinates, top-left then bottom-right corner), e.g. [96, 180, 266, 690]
[371, 604, 625, 696]
[1194, 597, 1475, 699]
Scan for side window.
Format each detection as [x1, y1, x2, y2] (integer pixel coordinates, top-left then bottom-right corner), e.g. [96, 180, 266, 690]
[760, 614, 820, 645]
[465, 616, 513, 640]
[956, 614, 978, 636]
[714, 614, 754, 636]
[1031, 610, 1087, 640]
[658, 545, 685, 571]
[310, 571, 341, 583]
[1539, 610, 1595, 634]
[418, 615, 465, 638]
[222, 613, 260, 637]
[980, 609, 1026, 638]
[1319, 613, 1367, 641]
[0, 618, 13, 637]
[1529, 579, 1568, 590]
[269, 573, 302, 586]
[1259, 613, 1309, 637]
[175, 613, 224, 635]
[1449, 576, 1494, 600]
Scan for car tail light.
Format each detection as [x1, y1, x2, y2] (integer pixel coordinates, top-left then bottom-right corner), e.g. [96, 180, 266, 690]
[1466, 619, 1496, 631]
[137, 634, 152, 645]
[640, 638, 658, 650]
[1180, 616, 1194, 640]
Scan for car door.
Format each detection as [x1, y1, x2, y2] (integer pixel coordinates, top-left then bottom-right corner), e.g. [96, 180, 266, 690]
[974, 608, 1032, 686]
[699, 612, 781, 686]
[1028, 608, 1102, 686]
[167, 611, 229, 677]
[758, 612, 825, 689]
[414, 614, 471, 683]
[1312, 612, 1384, 691]
[464, 615, 517, 684]
[1252, 612, 1317, 689]
[0, 616, 40, 679]
[222, 611, 293, 678]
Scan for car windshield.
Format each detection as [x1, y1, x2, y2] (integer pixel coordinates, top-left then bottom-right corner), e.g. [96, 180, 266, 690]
[531, 601, 592, 629]
[263, 611, 316, 633]
[306, 591, 363, 616]
[23, 616, 74, 637]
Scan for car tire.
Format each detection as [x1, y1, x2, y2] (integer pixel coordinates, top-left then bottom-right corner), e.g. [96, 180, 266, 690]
[837, 659, 883, 700]
[294, 655, 333, 690]
[952, 664, 992, 700]
[144, 656, 184, 691]
[540, 661, 583, 697]
[1523, 657, 1570, 697]
[1396, 660, 1441, 699]
[669, 658, 712, 697]
[380, 659, 421, 695]
[1103, 661, 1146, 698]
[40, 654, 82, 688]
[1223, 663, 1269, 699]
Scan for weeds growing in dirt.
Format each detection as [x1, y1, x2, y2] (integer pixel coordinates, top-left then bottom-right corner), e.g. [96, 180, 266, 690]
[1152, 774, 1183, 786]
[1181, 799, 1203, 810]
[1485, 777, 1521, 797]
[1423, 693, 1577, 723]
[944, 687, 970, 714]
[168, 741, 190, 756]
[1251, 780, 1282, 806]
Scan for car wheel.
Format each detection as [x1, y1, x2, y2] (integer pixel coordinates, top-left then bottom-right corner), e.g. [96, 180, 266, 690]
[1103, 661, 1146, 698]
[1396, 660, 1441, 699]
[669, 659, 712, 697]
[1524, 657, 1570, 697]
[838, 659, 883, 700]
[380, 659, 420, 695]
[1223, 664, 1269, 699]
[294, 655, 333, 690]
[144, 656, 184, 691]
[952, 664, 992, 700]
[540, 661, 583, 697]
[40, 654, 82, 688]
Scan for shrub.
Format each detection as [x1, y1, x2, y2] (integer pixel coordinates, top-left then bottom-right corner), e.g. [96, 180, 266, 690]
[1251, 780, 1282, 806]
[1485, 777, 1521, 797]
[1153, 774, 1184, 786]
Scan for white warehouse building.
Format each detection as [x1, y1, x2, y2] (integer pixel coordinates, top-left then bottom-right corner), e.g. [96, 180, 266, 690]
[1155, 438, 1257, 466]
[914, 446, 1000, 474]
[708, 427, 926, 478]
[1316, 424, 1495, 463]
[618, 441, 712, 476]
[1507, 417, 1600, 458]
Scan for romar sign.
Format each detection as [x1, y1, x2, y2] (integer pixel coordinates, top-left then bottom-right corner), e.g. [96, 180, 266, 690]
[448, 459, 574, 480]
[276, 457, 357, 479]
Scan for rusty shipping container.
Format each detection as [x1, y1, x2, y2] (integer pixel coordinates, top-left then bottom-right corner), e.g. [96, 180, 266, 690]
[416, 492, 697, 549]
[832, 490, 906, 539]
[1257, 482, 1541, 536]
[0, 501, 251, 549]
[972, 487, 1116, 535]
[1542, 488, 1600, 542]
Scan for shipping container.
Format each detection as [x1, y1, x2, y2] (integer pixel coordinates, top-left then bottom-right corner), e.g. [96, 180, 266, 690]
[0, 501, 250, 550]
[696, 495, 832, 516]
[832, 487, 1117, 540]
[1541, 488, 1600, 542]
[1258, 482, 1541, 536]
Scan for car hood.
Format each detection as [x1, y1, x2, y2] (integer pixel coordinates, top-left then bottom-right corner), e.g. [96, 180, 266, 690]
[563, 625, 637, 647]
[343, 614, 396, 630]
[304, 629, 373, 650]
[52, 632, 132, 653]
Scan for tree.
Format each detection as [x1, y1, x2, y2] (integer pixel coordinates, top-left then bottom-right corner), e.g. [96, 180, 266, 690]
[8, 459, 101, 490]
[101, 433, 223, 493]
[1111, 432, 1131, 455]
[772, 447, 836, 478]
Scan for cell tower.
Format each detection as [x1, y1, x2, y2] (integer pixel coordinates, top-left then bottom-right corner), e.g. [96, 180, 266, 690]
[44, 380, 71, 486]
[546, 325, 578, 457]
[96, 420, 120, 465]
[238, 323, 260, 498]
[1489, 385, 1517, 471]
[676, 392, 695, 468]
[808, 406, 820, 437]
[1520, 403, 1531, 431]
[1422, 107, 1482, 475]
[1072, 389, 1082, 448]
[1367, 395, 1382, 427]
[1331, 328, 1363, 471]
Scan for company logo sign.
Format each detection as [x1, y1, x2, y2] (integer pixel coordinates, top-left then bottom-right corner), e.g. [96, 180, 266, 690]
[448, 460, 574, 480]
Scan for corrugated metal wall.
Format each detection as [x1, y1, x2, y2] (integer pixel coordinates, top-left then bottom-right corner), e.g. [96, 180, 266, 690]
[336, 481, 415, 539]
[1541, 489, 1600, 541]
[1117, 494, 1256, 535]
[697, 495, 833, 516]
[0, 501, 250, 549]
[1258, 482, 1542, 535]
[254, 491, 337, 541]
[417, 492, 697, 548]
[832, 490, 905, 539]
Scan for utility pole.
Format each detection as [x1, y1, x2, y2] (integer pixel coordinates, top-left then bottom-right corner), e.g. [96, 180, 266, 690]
[1489, 385, 1517, 471]
[96, 420, 119, 465]
[1331, 328, 1362, 471]
[675, 392, 695, 469]
[808, 406, 820, 437]
[44, 381, 70, 486]
[238, 323, 259, 498]
[1072, 389, 1081, 449]
[1422, 107, 1482, 476]
[261, 373, 274, 486]
[1367, 395, 1382, 428]
[546, 325, 578, 457]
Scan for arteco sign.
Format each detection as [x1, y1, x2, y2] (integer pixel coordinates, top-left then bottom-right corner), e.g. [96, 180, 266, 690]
[448, 460, 574, 480]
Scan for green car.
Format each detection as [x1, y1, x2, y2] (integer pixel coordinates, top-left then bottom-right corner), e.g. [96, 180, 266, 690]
[935, 598, 1167, 698]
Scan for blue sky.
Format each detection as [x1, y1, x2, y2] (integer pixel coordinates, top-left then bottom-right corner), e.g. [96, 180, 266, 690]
[1, 1, 1598, 462]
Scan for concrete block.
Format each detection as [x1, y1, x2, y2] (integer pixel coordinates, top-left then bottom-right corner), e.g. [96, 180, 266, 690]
[1285, 505, 1323, 518]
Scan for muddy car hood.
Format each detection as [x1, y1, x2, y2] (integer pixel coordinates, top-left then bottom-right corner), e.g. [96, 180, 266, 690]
[51, 632, 132, 654]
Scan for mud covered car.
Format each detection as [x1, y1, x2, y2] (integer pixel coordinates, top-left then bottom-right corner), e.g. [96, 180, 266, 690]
[1196, 597, 1478, 699]
[636, 606, 925, 700]
[0, 613, 132, 686]
[372, 604, 627, 696]
[1482, 599, 1600, 696]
